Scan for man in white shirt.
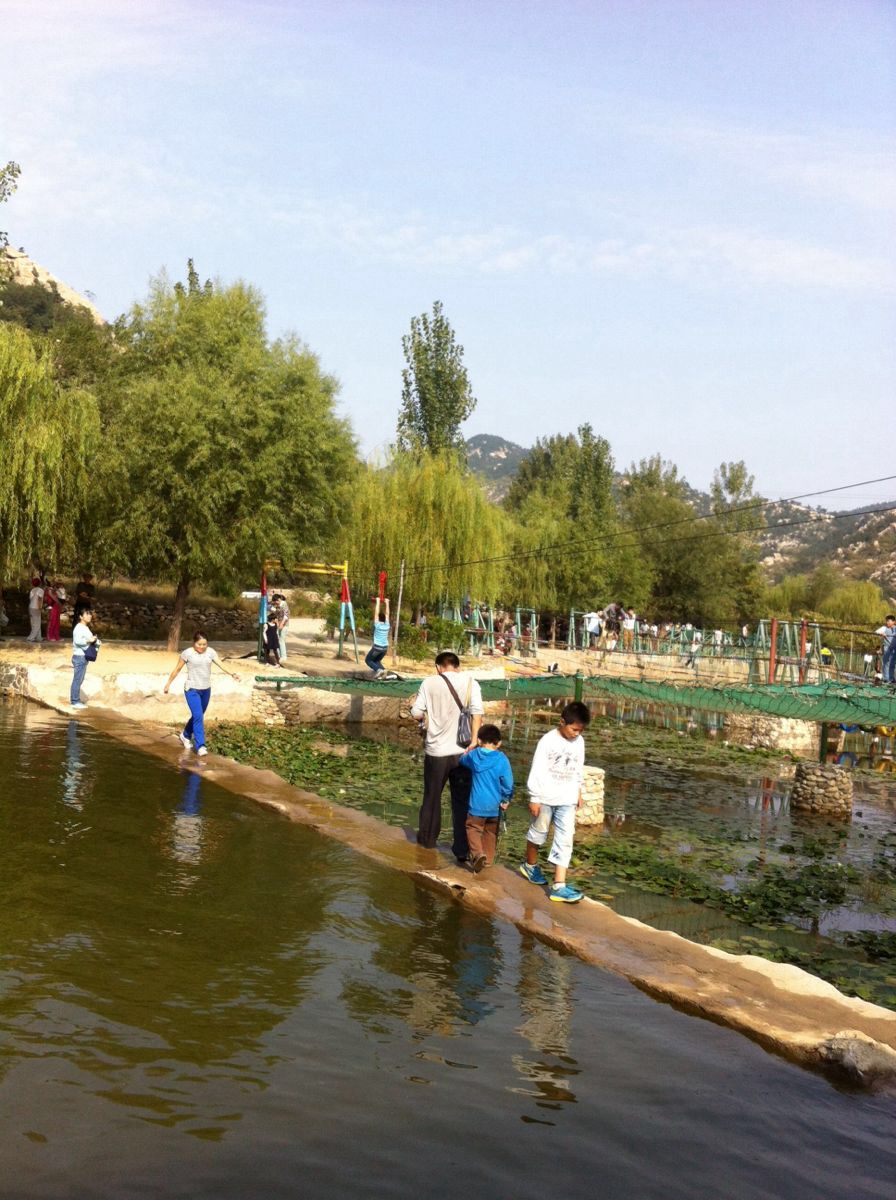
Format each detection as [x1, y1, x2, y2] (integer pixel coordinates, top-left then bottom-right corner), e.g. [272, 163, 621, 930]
[411, 651, 484, 861]
[584, 610, 602, 648]
[26, 577, 44, 642]
[876, 615, 896, 684]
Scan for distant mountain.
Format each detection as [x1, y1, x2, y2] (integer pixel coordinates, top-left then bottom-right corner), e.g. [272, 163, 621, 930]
[466, 434, 896, 599]
[465, 434, 530, 499]
[0, 248, 105, 325]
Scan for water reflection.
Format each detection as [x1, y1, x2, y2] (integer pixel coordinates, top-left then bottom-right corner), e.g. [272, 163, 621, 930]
[171, 768, 204, 868]
[511, 936, 579, 1115]
[62, 720, 88, 810]
[341, 886, 502, 1038]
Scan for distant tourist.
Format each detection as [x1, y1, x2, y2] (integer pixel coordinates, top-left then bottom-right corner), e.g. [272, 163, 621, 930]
[26, 577, 44, 642]
[365, 595, 391, 676]
[503, 619, 517, 655]
[685, 628, 703, 668]
[70, 606, 98, 709]
[518, 701, 591, 903]
[875, 615, 896, 685]
[458, 724, 514, 873]
[163, 631, 239, 757]
[411, 651, 483, 861]
[273, 592, 290, 663]
[45, 581, 65, 642]
[623, 614, 638, 652]
[584, 609, 602, 648]
[263, 614, 282, 666]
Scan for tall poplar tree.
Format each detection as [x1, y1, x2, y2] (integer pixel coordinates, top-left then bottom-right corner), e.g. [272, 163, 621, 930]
[396, 300, 476, 454]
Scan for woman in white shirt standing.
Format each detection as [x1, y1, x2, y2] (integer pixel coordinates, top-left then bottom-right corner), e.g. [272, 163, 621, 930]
[163, 630, 238, 757]
[71, 607, 98, 709]
[26, 577, 44, 642]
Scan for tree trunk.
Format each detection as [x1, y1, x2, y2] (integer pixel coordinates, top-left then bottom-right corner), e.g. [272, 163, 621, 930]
[168, 576, 190, 652]
[550, 616, 557, 649]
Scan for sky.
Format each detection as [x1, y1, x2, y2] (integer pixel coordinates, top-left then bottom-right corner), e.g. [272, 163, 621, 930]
[3, 0, 895, 507]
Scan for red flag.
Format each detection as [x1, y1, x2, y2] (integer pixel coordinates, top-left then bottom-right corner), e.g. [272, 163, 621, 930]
[340, 576, 350, 603]
[378, 571, 386, 601]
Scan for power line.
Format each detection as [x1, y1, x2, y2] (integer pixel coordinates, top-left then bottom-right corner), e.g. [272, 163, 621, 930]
[398, 494, 896, 580]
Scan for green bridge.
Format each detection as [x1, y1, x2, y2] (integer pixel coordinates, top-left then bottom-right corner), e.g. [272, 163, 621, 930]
[255, 673, 896, 728]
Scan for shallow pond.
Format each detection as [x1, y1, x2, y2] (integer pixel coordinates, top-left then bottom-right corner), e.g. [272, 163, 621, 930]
[210, 707, 896, 1007]
[2, 700, 895, 1198]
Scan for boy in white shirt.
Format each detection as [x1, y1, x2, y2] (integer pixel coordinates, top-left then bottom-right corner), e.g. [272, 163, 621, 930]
[519, 701, 591, 903]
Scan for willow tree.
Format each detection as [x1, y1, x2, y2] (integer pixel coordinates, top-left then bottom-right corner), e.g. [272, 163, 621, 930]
[0, 323, 99, 583]
[345, 452, 508, 612]
[104, 265, 357, 648]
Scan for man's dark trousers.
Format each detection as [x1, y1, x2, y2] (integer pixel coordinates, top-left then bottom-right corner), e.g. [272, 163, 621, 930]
[417, 753, 472, 860]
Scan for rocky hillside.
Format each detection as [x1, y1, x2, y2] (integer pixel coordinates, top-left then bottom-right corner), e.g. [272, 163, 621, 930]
[464, 434, 530, 500]
[467, 435, 896, 598]
[0, 248, 105, 324]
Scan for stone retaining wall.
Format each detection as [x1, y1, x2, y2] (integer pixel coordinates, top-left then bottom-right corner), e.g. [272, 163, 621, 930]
[1, 590, 256, 640]
[723, 713, 819, 755]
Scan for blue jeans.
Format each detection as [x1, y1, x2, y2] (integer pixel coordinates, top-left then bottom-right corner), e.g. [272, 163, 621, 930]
[883, 640, 896, 684]
[70, 654, 87, 704]
[365, 644, 387, 673]
[184, 687, 212, 748]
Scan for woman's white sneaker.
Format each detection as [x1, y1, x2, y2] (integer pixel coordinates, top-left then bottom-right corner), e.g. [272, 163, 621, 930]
[196, 746, 208, 757]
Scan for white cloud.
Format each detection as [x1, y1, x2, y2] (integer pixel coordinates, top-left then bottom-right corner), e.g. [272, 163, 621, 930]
[265, 193, 893, 292]
[641, 118, 896, 214]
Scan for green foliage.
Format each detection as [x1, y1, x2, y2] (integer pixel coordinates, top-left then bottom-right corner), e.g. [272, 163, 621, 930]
[710, 459, 762, 535]
[345, 451, 508, 609]
[504, 424, 618, 609]
[424, 614, 467, 653]
[0, 273, 116, 387]
[101, 265, 356, 645]
[396, 300, 475, 454]
[766, 565, 886, 626]
[396, 622, 431, 661]
[617, 455, 763, 624]
[0, 322, 99, 579]
[0, 161, 20, 251]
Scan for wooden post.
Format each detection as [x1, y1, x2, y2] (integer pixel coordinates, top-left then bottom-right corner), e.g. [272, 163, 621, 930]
[391, 559, 405, 668]
[768, 617, 778, 684]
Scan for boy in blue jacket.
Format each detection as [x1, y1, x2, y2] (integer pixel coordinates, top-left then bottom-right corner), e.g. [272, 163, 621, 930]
[458, 724, 514, 873]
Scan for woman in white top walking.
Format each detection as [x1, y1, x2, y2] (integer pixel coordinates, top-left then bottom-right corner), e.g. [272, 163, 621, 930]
[163, 631, 238, 756]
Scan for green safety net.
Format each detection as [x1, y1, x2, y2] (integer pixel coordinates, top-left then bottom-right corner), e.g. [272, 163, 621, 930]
[255, 673, 896, 726]
[580, 677, 896, 727]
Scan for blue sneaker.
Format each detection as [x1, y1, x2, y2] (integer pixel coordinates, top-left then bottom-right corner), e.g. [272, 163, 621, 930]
[550, 883, 583, 903]
[519, 863, 548, 886]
